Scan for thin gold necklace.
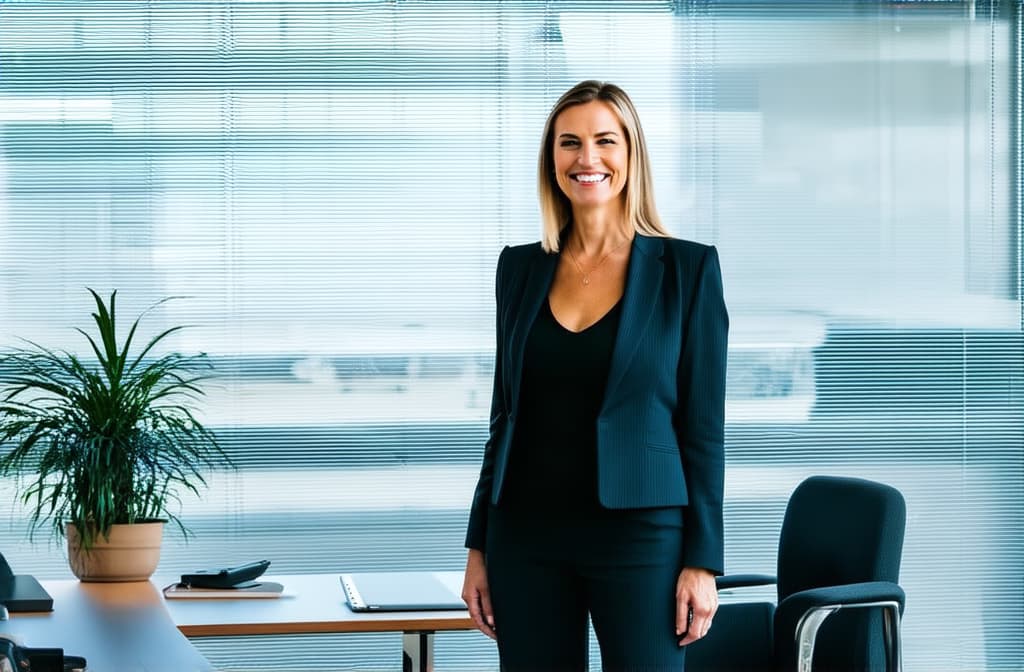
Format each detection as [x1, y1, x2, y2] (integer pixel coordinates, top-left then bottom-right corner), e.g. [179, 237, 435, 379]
[565, 236, 631, 286]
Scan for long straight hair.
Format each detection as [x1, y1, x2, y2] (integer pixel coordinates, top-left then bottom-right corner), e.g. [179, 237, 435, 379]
[537, 80, 669, 253]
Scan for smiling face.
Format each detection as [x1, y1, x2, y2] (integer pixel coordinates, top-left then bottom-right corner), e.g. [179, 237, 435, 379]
[552, 100, 629, 213]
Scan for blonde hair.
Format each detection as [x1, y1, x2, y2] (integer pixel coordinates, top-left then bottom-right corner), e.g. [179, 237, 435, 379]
[537, 80, 669, 253]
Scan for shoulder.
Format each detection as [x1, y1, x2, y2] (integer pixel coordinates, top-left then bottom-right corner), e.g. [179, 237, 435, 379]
[652, 235, 715, 259]
[639, 234, 718, 269]
[499, 240, 546, 264]
[495, 240, 547, 277]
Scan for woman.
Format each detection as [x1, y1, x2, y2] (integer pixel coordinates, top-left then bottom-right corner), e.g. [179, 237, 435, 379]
[462, 80, 728, 671]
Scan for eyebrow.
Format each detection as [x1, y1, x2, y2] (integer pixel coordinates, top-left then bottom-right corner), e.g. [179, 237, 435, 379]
[557, 131, 621, 139]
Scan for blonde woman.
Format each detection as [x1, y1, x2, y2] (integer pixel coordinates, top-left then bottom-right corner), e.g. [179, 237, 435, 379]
[462, 80, 728, 671]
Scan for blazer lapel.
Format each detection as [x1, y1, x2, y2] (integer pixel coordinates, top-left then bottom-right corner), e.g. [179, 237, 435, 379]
[506, 248, 558, 413]
[602, 234, 664, 408]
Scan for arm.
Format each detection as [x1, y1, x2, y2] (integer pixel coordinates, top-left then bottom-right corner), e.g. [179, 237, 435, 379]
[462, 246, 509, 640]
[674, 244, 728, 574]
[464, 245, 509, 551]
[673, 245, 729, 645]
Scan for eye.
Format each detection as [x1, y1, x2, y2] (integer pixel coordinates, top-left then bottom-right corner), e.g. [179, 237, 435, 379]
[598, 138, 616, 145]
[559, 139, 579, 148]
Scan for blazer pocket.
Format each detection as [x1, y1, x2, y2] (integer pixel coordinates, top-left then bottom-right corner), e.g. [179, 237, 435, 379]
[647, 441, 680, 455]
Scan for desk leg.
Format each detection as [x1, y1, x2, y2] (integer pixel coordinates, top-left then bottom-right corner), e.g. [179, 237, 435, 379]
[402, 631, 434, 672]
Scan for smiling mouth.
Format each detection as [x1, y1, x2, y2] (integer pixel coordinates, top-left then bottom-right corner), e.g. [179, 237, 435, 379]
[571, 173, 609, 184]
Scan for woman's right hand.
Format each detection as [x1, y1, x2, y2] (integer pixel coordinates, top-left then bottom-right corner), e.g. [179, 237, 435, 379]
[461, 549, 496, 639]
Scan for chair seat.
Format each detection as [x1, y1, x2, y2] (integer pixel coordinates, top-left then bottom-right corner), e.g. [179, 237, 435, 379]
[682, 476, 906, 672]
[686, 601, 774, 672]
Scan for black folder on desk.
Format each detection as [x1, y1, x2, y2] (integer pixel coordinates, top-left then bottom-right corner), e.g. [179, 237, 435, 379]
[0, 554, 53, 612]
[0, 575, 53, 612]
[340, 572, 464, 612]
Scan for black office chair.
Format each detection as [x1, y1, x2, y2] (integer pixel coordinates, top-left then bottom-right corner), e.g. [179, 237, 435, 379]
[686, 475, 907, 672]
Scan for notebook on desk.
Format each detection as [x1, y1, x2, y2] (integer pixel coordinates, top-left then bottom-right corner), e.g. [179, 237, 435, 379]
[0, 574, 53, 612]
[0, 553, 53, 612]
[163, 581, 285, 599]
[340, 572, 465, 612]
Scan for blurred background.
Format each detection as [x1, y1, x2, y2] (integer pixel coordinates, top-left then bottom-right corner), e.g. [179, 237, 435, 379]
[0, 1, 1020, 669]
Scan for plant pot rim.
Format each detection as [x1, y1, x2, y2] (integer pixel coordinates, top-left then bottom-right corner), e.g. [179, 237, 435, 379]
[66, 519, 168, 528]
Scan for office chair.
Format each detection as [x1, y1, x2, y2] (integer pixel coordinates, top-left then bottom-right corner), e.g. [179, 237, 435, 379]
[686, 475, 907, 672]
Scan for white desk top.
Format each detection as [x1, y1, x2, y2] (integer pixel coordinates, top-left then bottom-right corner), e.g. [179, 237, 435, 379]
[160, 572, 474, 637]
[3, 570, 775, 671]
[3, 579, 213, 672]
[5, 572, 472, 671]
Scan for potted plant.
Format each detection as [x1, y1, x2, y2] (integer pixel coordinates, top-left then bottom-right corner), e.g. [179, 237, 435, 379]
[0, 289, 229, 581]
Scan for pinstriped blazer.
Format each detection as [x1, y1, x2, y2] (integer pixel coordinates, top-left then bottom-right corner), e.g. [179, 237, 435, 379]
[465, 233, 728, 574]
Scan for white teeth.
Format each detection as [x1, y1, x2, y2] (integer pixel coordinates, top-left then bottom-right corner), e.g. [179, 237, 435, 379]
[574, 174, 606, 183]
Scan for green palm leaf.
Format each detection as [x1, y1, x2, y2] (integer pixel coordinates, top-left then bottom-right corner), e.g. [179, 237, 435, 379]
[0, 289, 232, 550]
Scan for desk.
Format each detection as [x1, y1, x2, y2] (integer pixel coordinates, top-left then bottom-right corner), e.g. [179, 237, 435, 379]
[7, 573, 472, 672]
[163, 572, 475, 672]
[0, 579, 214, 672]
[6, 573, 771, 671]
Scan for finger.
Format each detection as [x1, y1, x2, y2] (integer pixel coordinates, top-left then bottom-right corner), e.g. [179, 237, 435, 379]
[464, 590, 488, 635]
[480, 588, 496, 631]
[675, 602, 693, 637]
[469, 591, 497, 640]
[687, 592, 718, 623]
[679, 613, 713, 647]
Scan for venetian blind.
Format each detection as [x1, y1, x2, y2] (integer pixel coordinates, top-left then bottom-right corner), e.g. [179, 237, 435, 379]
[0, 1, 1020, 670]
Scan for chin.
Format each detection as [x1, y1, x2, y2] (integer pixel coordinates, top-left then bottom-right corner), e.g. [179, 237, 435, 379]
[572, 195, 617, 208]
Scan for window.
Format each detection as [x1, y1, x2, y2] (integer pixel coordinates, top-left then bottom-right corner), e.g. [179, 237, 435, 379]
[0, 2, 1020, 669]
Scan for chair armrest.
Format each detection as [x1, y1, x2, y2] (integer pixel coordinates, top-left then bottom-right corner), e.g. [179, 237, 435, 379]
[715, 574, 777, 591]
[776, 582, 906, 672]
[778, 581, 906, 617]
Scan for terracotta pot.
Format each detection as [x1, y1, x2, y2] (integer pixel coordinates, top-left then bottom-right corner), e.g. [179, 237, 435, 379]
[66, 521, 165, 582]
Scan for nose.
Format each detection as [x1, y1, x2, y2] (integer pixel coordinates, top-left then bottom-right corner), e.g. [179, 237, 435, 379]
[578, 143, 595, 166]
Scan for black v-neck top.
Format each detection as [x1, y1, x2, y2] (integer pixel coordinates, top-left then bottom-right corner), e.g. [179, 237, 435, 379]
[501, 295, 623, 511]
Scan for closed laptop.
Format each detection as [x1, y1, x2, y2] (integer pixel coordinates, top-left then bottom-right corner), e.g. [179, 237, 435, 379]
[340, 572, 465, 612]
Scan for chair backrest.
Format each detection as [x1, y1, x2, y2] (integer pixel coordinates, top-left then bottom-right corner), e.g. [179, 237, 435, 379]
[777, 475, 906, 601]
[775, 476, 906, 671]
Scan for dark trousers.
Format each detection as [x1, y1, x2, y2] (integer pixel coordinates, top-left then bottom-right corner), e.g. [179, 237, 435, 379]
[485, 503, 687, 672]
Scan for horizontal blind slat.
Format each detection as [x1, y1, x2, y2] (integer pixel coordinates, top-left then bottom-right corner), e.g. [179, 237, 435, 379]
[0, 2, 1019, 670]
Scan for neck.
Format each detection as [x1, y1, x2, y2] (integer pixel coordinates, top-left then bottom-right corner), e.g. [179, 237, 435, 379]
[569, 206, 632, 256]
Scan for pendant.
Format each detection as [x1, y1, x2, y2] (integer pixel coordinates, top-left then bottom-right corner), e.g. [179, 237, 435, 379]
[582, 275, 590, 286]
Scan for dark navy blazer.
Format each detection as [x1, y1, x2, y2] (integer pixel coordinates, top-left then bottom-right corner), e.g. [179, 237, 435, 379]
[465, 233, 728, 574]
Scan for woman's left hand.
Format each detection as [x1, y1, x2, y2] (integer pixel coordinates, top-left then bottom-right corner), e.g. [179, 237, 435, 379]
[675, 566, 718, 646]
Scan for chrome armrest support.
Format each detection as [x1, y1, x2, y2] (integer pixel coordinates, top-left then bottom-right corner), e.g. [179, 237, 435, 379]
[795, 600, 902, 672]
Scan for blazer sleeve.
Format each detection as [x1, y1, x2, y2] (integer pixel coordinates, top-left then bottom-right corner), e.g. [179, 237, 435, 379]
[675, 245, 728, 574]
[464, 246, 510, 551]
